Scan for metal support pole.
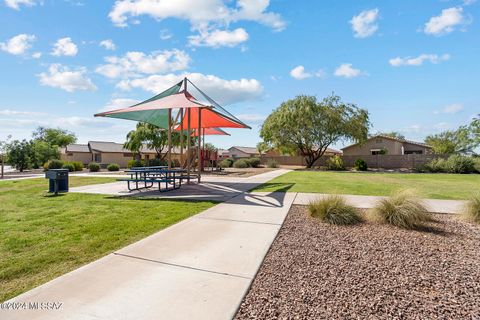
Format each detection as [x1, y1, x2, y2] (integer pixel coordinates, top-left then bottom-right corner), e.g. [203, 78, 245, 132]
[187, 108, 191, 183]
[197, 107, 202, 183]
[168, 108, 172, 170]
[180, 108, 184, 168]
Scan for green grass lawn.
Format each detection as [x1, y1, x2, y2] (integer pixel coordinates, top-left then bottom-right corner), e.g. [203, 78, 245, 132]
[254, 171, 480, 200]
[0, 177, 216, 302]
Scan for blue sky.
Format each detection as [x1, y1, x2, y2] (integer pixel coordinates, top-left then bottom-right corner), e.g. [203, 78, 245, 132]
[0, 0, 478, 150]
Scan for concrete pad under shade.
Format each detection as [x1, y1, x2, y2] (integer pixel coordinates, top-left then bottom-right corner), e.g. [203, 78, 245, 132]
[1, 254, 249, 320]
[197, 192, 296, 225]
[116, 217, 281, 279]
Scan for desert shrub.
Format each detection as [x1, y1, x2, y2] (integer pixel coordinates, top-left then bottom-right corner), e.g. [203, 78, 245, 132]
[107, 163, 120, 171]
[146, 158, 167, 167]
[127, 159, 144, 168]
[62, 163, 75, 172]
[246, 157, 261, 168]
[71, 161, 84, 171]
[423, 158, 448, 173]
[326, 155, 345, 171]
[445, 155, 475, 174]
[233, 159, 249, 168]
[88, 162, 100, 172]
[267, 159, 279, 168]
[463, 195, 480, 224]
[219, 158, 234, 168]
[372, 191, 432, 229]
[308, 195, 361, 225]
[354, 158, 368, 171]
[46, 159, 64, 170]
[474, 158, 480, 173]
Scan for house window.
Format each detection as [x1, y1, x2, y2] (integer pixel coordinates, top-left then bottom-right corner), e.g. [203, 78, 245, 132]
[94, 154, 102, 162]
[404, 150, 423, 155]
[123, 153, 133, 157]
[67, 153, 73, 156]
[371, 150, 382, 155]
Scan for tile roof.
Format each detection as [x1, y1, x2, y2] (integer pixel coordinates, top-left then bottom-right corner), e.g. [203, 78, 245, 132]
[88, 141, 130, 153]
[65, 144, 90, 153]
[229, 146, 260, 154]
[342, 135, 432, 150]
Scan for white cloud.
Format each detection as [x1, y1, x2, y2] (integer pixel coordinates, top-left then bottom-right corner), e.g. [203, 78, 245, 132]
[51, 37, 78, 56]
[31, 51, 42, 59]
[96, 49, 190, 79]
[117, 73, 263, 105]
[464, 0, 477, 5]
[38, 64, 97, 92]
[108, 0, 285, 31]
[0, 34, 36, 55]
[434, 103, 464, 114]
[188, 27, 248, 48]
[290, 65, 325, 80]
[334, 63, 363, 78]
[4, 0, 38, 10]
[160, 29, 172, 40]
[235, 113, 267, 122]
[424, 7, 469, 36]
[350, 8, 379, 38]
[389, 54, 450, 67]
[0, 109, 46, 116]
[99, 39, 116, 50]
[99, 98, 140, 112]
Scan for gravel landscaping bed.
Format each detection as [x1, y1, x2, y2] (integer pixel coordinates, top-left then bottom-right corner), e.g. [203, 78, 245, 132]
[235, 205, 480, 319]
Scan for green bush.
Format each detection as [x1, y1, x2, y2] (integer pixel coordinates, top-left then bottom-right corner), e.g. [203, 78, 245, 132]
[445, 155, 476, 174]
[354, 158, 368, 171]
[127, 159, 144, 168]
[71, 161, 84, 171]
[88, 162, 100, 172]
[475, 158, 480, 173]
[308, 195, 361, 225]
[267, 159, 279, 168]
[326, 155, 345, 171]
[463, 194, 480, 224]
[146, 158, 167, 167]
[233, 159, 249, 168]
[423, 158, 448, 173]
[62, 163, 75, 172]
[372, 191, 432, 229]
[107, 163, 120, 171]
[219, 158, 234, 168]
[46, 159, 64, 170]
[245, 157, 261, 168]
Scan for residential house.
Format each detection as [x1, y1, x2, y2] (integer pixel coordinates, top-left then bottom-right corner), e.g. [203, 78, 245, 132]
[228, 146, 262, 158]
[342, 135, 433, 156]
[61, 141, 182, 168]
[61, 144, 92, 165]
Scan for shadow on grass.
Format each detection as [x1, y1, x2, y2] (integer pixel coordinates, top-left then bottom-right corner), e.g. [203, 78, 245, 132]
[251, 183, 295, 192]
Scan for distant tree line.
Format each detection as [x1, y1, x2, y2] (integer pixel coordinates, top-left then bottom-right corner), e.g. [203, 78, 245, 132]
[3, 127, 76, 172]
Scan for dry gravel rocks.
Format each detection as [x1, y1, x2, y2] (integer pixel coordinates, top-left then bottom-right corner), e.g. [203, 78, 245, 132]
[235, 205, 480, 320]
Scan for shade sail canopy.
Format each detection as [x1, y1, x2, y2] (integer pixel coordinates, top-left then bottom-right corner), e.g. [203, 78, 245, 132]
[183, 127, 230, 137]
[94, 78, 250, 130]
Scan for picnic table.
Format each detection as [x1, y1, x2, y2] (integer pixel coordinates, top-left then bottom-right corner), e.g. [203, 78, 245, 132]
[119, 166, 189, 192]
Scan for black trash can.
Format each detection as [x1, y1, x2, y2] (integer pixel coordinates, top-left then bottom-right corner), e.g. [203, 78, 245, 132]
[45, 169, 69, 194]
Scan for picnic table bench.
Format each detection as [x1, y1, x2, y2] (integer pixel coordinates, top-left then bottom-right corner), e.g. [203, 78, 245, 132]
[119, 167, 189, 192]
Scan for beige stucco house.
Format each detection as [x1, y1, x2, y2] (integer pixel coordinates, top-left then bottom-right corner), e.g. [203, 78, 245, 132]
[342, 135, 433, 156]
[61, 141, 182, 168]
[228, 146, 262, 158]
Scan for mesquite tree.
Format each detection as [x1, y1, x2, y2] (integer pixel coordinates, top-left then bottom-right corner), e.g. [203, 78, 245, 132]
[260, 95, 370, 168]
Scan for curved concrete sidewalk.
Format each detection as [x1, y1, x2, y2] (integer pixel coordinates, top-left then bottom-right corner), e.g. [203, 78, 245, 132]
[1, 170, 294, 320]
